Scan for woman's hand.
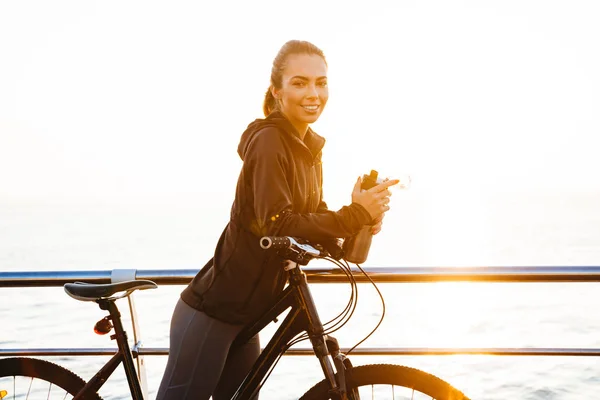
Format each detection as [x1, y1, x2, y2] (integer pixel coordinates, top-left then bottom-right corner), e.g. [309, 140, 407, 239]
[351, 177, 400, 220]
[370, 214, 384, 235]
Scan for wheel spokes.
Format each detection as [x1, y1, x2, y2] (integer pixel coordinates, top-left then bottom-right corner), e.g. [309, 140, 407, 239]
[352, 384, 445, 399]
[0, 376, 73, 400]
[27, 377, 34, 399]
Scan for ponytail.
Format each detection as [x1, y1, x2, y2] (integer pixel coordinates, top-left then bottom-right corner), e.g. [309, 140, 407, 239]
[263, 86, 277, 117]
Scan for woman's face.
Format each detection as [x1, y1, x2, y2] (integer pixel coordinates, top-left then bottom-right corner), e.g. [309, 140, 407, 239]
[273, 53, 328, 135]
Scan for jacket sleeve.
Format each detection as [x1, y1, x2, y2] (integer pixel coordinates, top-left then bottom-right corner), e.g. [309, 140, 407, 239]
[316, 199, 329, 214]
[316, 158, 330, 214]
[245, 128, 372, 241]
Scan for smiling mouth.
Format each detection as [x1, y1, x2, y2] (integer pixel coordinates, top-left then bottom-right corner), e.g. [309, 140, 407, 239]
[302, 105, 319, 111]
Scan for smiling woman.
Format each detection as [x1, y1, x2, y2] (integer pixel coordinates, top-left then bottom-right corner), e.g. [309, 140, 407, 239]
[155, 39, 398, 400]
[263, 41, 329, 139]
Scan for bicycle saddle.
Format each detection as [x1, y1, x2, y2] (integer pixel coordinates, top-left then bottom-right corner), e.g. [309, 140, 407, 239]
[64, 280, 157, 302]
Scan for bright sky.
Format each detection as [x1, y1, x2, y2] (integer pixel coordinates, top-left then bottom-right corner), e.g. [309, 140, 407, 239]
[1, 1, 599, 205]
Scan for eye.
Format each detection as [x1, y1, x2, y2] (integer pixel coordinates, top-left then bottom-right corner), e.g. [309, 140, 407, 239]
[292, 81, 306, 87]
[318, 81, 328, 87]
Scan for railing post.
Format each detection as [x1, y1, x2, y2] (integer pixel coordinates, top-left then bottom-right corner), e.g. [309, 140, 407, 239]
[110, 269, 149, 400]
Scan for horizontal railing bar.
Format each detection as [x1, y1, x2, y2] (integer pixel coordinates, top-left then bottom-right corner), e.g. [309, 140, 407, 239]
[4, 268, 600, 360]
[3, 347, 600, 357]
[3, 266, 600, 287]
[304, 266, 600, 283]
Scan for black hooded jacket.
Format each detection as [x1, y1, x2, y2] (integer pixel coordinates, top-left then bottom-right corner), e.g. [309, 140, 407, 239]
[181, 111, 372, 324]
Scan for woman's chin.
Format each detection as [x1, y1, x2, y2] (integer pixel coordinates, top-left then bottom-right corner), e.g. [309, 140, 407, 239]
[302, 113, 322, 124]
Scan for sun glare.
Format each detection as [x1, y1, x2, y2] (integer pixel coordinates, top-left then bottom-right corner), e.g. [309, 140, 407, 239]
[417, 282, 495, 348]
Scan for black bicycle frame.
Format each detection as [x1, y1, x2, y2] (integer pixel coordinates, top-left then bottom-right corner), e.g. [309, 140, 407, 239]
[73, 261, 339, 400]
[230, 262, 339, 400]
[74, 299, 145, 400]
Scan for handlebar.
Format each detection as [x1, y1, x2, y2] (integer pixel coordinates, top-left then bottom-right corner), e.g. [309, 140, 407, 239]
[260, 236, 328, 265]
[259, 236, 292, 250]
[260, 236, 321, 256]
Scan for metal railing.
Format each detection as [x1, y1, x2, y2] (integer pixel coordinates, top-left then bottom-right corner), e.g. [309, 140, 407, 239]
[2, 266, 600, 358]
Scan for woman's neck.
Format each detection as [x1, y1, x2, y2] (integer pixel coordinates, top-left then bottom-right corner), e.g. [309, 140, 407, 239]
[279, 110, 308, 140]
[292, 122, 309, 140]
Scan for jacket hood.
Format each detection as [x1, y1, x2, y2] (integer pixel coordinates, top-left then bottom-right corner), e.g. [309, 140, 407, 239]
[237, 111, 325, 161]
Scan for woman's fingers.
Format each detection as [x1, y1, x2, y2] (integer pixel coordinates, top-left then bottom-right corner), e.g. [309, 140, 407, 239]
[373, 189, 392, 199]
[352, 178, 397, 220]
[367, 179, 400, 193]
[372, 220, 383, 235]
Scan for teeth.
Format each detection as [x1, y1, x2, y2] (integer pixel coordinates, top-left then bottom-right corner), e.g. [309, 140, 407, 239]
[303, 105, 318, 111]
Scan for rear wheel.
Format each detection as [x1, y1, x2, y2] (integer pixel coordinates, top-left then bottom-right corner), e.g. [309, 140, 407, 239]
[0, 357, 102, 400]
[300, 364, 469, 400]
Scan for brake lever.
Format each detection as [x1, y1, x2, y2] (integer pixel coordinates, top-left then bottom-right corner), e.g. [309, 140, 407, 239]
[292, 240, 321, 257]
[281, 243, 321, 266]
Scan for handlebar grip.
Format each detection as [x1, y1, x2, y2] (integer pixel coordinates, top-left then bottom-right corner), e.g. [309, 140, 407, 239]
[260, 236, 291, 250]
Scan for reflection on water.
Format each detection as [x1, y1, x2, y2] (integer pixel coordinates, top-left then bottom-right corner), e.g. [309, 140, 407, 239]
[3, 283, 600, 399]
[2, 191, 600, 399]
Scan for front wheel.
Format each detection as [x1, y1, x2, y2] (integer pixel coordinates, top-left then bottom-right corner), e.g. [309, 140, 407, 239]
[0, 357, 103, 400]
[300, 364, 469, 400]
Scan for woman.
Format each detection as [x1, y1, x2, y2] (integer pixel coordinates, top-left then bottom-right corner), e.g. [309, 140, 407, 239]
[156, 40, 398, 400]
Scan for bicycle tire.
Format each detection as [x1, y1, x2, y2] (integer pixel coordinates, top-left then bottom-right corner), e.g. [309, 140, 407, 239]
[299, 363, 469, 400]
[0, 357, 103, 400]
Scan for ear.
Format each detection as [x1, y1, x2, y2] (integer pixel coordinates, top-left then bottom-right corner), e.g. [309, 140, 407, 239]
[271, 86, 281, 100]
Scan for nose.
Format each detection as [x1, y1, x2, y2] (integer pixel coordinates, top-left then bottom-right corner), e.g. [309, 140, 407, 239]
[306, 84, 319, 99]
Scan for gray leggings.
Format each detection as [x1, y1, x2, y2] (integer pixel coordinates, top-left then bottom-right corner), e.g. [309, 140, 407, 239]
[155, 299, 260, 400]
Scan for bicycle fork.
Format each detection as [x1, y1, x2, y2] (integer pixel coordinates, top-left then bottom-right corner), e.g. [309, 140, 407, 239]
[290, 263, 352, 400]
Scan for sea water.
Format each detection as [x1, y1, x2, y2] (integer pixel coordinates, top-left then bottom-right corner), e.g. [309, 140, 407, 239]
[2, 189, 600, 399]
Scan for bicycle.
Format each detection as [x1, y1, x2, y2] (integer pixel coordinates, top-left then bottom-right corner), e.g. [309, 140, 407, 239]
[0, 236, 470, 399]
